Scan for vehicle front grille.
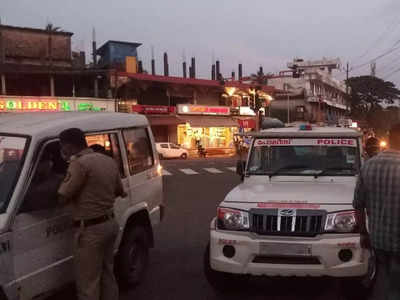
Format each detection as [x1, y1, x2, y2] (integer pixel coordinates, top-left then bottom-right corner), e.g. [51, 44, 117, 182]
[250, 209, 325, 237]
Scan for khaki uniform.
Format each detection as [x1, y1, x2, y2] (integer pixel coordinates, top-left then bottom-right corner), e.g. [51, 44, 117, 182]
[58, 148, 124, 300]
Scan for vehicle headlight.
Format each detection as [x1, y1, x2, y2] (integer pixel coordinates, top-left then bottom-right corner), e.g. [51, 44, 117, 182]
[324, 210, 357, 233]
[217, 207, 249, 231]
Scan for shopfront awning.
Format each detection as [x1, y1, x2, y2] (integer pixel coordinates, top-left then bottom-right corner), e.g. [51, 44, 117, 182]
[177, 115, 238, 127]
[146, 115, 184, 126]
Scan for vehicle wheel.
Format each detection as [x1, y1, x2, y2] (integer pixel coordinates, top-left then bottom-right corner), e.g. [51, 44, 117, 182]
[181, 153, 188, 159]
[116, 225, 149, 289]
[203, 243, 243, 293]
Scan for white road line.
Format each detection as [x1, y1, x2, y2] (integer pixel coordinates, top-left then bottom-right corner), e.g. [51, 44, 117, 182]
[227, 167, 236, 172]
[204, 168, 223, 174]
[162, 169, 172, 176]
[180, 168, 199, 175]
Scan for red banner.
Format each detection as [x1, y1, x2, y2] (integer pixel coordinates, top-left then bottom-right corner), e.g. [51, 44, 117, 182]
[132, 105, 175, 114]
[238, 119, 256, 129]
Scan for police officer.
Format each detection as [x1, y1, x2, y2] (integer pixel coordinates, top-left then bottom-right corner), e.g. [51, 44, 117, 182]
[58, 128, 125, 300]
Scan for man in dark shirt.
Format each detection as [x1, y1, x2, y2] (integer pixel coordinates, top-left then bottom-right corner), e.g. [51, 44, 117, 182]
[353, 124, 400, 300]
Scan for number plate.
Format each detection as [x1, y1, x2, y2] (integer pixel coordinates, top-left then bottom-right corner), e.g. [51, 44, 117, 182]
[260, 243, 312, 256]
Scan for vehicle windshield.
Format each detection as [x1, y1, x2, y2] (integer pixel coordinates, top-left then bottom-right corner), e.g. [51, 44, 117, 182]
[0, 135, 28, 213]
[248, 138, 359, 176]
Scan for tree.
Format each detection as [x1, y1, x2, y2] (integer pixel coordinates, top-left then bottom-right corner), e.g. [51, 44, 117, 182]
[347, 76, 400, 121]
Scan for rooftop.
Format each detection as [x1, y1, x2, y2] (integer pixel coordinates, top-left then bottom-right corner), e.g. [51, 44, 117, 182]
[0, 112, 147, 138]
[244, 126, 362, 138]
[97, 40, 142, 55]
[0, 24, 73, 36]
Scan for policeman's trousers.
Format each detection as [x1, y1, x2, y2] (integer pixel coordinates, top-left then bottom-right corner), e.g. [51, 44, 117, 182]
[74, 219, 119, 300]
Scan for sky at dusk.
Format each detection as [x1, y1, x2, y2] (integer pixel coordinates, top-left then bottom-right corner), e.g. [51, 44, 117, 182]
[2, 0, 400, 85]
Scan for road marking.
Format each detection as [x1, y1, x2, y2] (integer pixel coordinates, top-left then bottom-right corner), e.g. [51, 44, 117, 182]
[227, 167, 236, 172]
[180, 168, 199, 175]
[162, 169, 172, 176]
[204, 168, 223, 174]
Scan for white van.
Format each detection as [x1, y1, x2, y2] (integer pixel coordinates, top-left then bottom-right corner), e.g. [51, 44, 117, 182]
[205, 124, 374, 293]
[0, 112, 164, 300]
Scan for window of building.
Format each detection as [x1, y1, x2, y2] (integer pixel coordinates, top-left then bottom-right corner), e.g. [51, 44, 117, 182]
[123, 128, 154, 175]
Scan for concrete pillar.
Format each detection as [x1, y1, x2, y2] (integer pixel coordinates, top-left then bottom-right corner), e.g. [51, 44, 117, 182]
[94, 78, 99, 98]
[1, 74, 6, 95]
[50, 76, 55, 96]
[193, 90, 197, 104]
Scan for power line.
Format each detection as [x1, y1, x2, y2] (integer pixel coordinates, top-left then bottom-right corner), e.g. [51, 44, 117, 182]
[352, 16, 400, 62]
[384, 66, 400, 80]
[351, 45, 400, 72]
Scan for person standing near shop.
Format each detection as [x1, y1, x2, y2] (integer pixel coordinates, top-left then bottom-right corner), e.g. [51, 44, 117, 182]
[353, 123, 400, 300]
[58, 128, 125, 300]
[364, 136, 380, 159]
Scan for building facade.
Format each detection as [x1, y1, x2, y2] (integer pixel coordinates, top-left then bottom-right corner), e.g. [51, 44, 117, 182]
[268, 58, 348, 124]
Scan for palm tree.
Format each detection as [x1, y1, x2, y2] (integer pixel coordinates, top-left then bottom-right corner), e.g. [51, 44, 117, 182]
[45, 23, 62, 67]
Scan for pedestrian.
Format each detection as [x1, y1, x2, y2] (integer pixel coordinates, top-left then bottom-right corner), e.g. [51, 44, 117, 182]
[58, 128, 126, 300]
[364, 136, 380, 159]
[353, 123, 400, 300]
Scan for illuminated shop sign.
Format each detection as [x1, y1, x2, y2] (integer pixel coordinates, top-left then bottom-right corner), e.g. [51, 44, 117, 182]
[0, 99, 107, 112]
[177, 105, 230, 116]
[132, 105, 175, 114]
[239, 106, 256, 116]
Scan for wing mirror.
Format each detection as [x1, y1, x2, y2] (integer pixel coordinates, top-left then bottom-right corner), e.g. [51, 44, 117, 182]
[236, 160, 246, 180]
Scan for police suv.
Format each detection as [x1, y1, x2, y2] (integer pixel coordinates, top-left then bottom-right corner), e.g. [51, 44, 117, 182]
[205, 124, 374, 292]
[0, 112, 164, 300]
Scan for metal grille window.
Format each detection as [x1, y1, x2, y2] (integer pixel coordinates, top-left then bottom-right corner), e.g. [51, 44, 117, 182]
[250, 209, 325, 236]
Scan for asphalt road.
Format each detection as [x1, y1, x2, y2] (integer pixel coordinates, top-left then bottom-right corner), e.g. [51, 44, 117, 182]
[122, 157, 358, 300]
[51, 157, 364, 300]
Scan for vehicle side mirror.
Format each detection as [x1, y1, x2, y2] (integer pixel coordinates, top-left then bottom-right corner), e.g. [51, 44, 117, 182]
[236, 160, 246, 180]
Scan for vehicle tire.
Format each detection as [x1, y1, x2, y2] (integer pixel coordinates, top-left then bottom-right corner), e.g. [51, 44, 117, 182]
[116, 225, 150, 289]
[181, 153, 188, 159]
[203, 243, 243, 293]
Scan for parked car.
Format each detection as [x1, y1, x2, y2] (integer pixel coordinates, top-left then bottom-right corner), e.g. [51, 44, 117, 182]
[156, 142, 189, 159]
[0, 112, 164, 300]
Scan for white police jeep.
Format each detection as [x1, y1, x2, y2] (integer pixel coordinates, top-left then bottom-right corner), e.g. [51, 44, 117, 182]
[205, 124, 374, 293]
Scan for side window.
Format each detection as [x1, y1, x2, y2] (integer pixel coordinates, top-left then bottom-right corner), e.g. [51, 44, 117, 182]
[160, 144, 169, 149]
[85, 133, 125, 177]
[123, 128, 154, 175]
[170, 144, 180, 149]
[19, 141, 67, 214]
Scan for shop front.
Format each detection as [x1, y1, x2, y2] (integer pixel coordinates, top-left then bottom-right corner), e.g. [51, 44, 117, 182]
[0, 96, 115, 112]
[176, 104, 238, 156]
[132, 104, 182, 143]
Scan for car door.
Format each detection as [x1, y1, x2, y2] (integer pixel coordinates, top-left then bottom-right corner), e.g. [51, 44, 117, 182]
[12, 140, 74, 300]
[159, 143, 170, 158]
[85, 131, 130, 226]
[169, 143, 181, 158]
[122, 127, 160, 211]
